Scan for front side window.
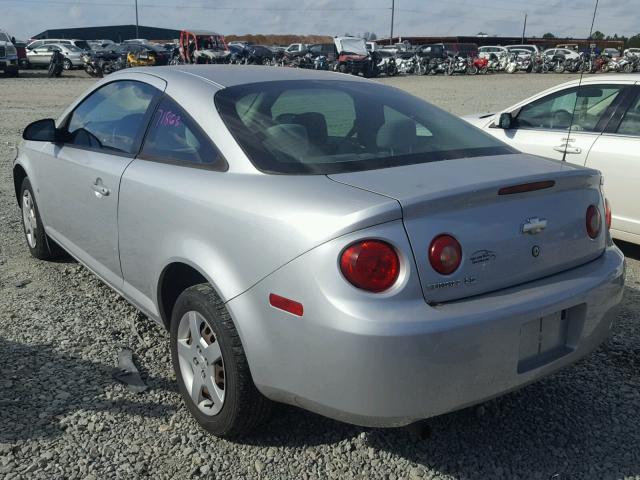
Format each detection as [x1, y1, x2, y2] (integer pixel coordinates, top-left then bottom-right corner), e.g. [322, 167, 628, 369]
[66, 81, 158, 154]
[215, 80, 513, 174]
[515, 85, 623, 132]
[140, 96, 225, 168]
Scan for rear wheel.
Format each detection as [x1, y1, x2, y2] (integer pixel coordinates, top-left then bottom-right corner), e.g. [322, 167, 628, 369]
[20, 178, 61, 260]
[63, 58, 72, 70]
[170, 284, 272, 437]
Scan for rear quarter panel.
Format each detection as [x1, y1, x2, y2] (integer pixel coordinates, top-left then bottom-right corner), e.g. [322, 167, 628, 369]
[117, 163, 400, 318]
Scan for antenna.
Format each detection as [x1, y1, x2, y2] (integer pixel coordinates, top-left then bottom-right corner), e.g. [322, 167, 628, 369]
[563, 0, 599, 162]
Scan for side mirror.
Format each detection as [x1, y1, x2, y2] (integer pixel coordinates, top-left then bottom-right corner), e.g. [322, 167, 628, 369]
[498, 112, 513, 129]
[23, 119, 60, 143]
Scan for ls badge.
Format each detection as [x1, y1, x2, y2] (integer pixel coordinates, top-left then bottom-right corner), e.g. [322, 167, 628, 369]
[532, 245, 541, 257]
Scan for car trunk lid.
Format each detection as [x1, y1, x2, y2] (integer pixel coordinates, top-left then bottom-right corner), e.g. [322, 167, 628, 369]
[328, 154, 606, 303]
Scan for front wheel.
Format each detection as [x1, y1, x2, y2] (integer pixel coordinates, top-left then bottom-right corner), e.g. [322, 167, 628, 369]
[467, 65, 478, 75]
[20, 178, 62, 260]
[170, 284, 272, 437]
[63, 58, 72, 70]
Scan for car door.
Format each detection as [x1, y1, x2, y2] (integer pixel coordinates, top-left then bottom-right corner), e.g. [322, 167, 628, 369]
[30, 45, 52, 66]
[586, 86, 640, 242]
[489, 83, 633, 164]
[34, 77, 165, 286]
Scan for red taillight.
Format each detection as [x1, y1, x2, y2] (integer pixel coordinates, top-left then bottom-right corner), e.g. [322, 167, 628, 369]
[269, 293, 303, 316]
[605, 198, 612, 230]
[429, 235, 462, 275]
[586, 205, 601, 239]
[340, 240, 400, 292]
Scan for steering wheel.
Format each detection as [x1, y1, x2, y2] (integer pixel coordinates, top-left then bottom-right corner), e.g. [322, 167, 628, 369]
[550, 109, 573, 130]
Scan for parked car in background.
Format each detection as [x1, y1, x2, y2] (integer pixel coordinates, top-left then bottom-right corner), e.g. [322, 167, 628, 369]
[478, 45, 509, 59]
[27, 43, 84, 69]
[15, 66, 624, 437]
[556, 43, 579, 51]
[624, 48, 640, 57]
[543, 48, 580, 60]
[463, 75, 640, 244]
[0, 30, 19, 76]
[603, 48, 621, 58]
[111, 42, 170, 66]
[88, 39, 116, 51]
[285, 43, 307, 55]
[123, 38, 149, 45]
[27, 38, 92, 52]
[506, 45, 541, 56]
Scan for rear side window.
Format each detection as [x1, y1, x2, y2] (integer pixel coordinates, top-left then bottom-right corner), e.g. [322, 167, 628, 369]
[66, 80, 158, 154]
[617, 95, 640, 136]
[140, 96, 226, 169]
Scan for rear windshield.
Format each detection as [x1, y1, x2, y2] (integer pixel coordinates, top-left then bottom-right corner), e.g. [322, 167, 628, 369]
[214, 80, 514, 174]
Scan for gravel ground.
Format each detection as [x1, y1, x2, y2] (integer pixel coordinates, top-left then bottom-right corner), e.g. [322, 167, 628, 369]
[1, 69, 639, 480]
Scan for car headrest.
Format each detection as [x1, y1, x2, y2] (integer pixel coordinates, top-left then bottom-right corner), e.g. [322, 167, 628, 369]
[291, 112, 328, 146]
[263, 124, 308, 160]
[377, 119, 417, 152]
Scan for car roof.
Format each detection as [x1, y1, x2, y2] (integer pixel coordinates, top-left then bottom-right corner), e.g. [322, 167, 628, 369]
[123, 64, 370, 88]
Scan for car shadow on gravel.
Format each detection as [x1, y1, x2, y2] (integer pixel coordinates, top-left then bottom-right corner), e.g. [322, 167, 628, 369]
[616, 240, 640, 261]
[0, 338, 176, 443]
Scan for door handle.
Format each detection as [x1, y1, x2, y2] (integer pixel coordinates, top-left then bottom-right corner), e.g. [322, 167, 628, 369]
[553, 145, 582, 154]
[91, 178, 110, 197]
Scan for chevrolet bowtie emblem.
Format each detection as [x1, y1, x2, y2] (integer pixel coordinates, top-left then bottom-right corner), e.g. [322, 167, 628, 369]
[521, 217, 547, 235]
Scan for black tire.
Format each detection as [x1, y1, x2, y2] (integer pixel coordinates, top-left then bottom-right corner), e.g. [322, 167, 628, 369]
[170, 284, 272, 437]
[63, 58, 72, 70]
[19, 177, 62, 260]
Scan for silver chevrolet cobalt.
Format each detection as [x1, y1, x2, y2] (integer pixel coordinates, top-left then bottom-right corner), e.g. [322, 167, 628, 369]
[14, 66, 624, 437]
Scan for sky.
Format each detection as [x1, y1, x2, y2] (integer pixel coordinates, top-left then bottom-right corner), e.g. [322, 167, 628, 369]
[1, 0, 637, 41]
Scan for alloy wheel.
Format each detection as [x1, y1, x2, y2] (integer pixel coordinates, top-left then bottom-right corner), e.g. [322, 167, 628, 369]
[22, 190, 37, 248]
[176, 311, 226, 415]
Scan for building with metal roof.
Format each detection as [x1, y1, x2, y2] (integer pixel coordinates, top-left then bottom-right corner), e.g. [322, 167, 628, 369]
[32, 25, 180, 42]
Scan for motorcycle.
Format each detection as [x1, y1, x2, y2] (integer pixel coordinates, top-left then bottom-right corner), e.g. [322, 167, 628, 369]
[446, 55, 469, 75]
[471, 57, 488, 74]
[506, 52, 533, 74]
[375, 54, 398, 76]
[48, 48, 64, 78]
[313, 55, 330, 70]
[395, 55, 416, 75]
[426, 57, 447, 75]
[486, 53, 508, 73]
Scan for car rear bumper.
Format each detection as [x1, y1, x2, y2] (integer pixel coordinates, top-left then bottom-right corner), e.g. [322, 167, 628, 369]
[228, 240, 625, 427]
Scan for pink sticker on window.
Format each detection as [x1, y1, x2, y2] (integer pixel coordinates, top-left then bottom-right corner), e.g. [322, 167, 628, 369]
[156, 109, 182, 128]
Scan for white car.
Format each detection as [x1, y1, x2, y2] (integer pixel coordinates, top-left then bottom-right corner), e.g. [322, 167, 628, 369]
[464, 75, 640, 245]
[543, 48, 580, 60]
[27, 38, 91, 52]
[478, 46, 509, 59]
[624, 48, 640, 58]
[506, 44, 541, 56]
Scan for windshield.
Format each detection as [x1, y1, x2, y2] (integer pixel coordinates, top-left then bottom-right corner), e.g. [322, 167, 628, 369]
[0, 32, 11, 42]
[66, 45, 82, 52]
[74, 40, 90, 50]
[215, 80, 514, 175]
